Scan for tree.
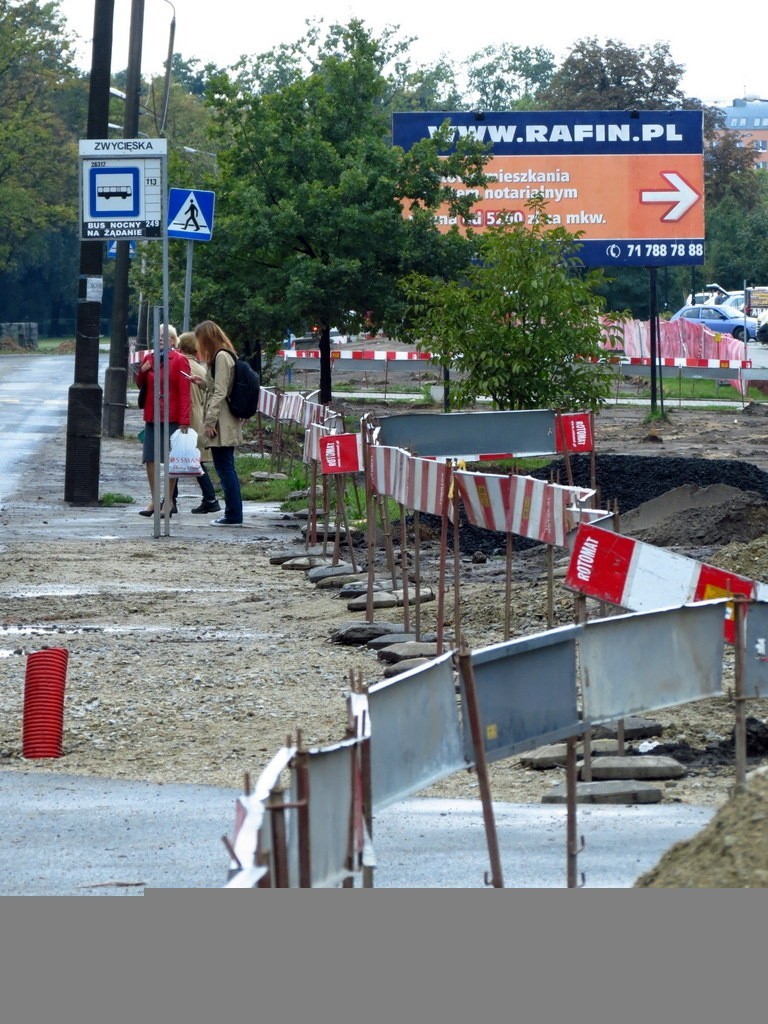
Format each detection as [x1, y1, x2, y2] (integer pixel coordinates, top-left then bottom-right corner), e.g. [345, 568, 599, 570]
[538, 37, 685, 111]
[381, 56, 463, 114]
[401, 196, 623, 411]
[705, 130, 763, 207]
[464, 43, 555, 111]
[196, 20, 489, 402]
[0, 2, 80, 277]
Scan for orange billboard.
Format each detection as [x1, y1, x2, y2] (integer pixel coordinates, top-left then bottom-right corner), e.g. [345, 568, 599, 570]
[392, 111, 705, 267]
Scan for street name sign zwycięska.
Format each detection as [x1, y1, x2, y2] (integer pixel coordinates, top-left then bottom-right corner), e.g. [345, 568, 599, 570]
[79, 138, 167, 241]
[392, 110, 704, 267]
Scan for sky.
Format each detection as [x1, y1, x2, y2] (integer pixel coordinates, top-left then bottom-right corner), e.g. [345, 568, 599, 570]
[58, 0, 766, 108]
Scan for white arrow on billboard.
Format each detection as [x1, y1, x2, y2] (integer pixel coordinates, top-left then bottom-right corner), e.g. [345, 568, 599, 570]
[640, 172, 700, 222]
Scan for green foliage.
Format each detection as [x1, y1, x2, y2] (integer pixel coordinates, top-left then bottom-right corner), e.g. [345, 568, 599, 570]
[234, 454, 309, 502]
[401, 196, 625, 412]
[538, 37, 685, 110]
[705, 132, 763, 207]
[0, 2, 80, 276]
[464, 44, 555, 110]
[194, 20, 489, 399]
[99, 492, 134, 506]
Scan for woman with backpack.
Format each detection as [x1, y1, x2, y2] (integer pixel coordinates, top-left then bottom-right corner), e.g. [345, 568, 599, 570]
[190, 320, 244, 527]
[176, 331, 221, 515]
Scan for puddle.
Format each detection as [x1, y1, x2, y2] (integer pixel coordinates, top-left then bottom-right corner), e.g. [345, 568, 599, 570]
[0, 583, 259, 599]
[0, 622, 277, 642]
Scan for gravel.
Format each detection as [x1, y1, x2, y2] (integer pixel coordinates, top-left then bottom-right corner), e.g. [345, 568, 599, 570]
[3, 398, 768, 886]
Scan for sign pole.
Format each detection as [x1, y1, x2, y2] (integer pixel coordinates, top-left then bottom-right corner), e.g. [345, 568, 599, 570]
[183, 240, 193, 331]
[649, 267, 658, 415]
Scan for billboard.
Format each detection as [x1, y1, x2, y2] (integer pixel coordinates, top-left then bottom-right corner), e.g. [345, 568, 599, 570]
[392, 110, 704, 267]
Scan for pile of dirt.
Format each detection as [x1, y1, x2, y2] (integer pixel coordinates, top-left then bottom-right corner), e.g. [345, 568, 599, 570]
[423, 455, 768, 557]
[619, 484, 768, 548]
[0, 337, 27, 353]
[635, 765, 768, 887]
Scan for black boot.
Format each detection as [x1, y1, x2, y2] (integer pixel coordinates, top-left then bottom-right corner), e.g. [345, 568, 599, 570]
[191, 499, 221, 514]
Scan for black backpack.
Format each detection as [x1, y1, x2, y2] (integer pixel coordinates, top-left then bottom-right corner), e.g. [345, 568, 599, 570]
[212, 350, 261, 419]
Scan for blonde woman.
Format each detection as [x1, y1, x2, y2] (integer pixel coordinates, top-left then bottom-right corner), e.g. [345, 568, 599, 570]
[191, 320, 244, 526]
[176, 331, 221, 514]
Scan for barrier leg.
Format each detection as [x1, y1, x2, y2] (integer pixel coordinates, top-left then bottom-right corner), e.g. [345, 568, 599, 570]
[458, 645, 504, 888]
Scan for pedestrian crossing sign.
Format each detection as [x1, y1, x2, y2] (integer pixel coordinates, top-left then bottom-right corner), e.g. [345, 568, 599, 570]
[167, 188, 215, 241]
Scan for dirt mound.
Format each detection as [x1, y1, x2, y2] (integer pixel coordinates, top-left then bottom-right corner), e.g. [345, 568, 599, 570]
[0, 336, 27, 353]
[538, 454, 768, 512]
[620, 484, 768, 547]
[422, 457, 768, 557]
[635, 765, 768, 887]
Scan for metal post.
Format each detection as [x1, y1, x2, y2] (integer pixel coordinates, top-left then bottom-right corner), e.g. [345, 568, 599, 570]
[649, 266, 660, 415]
[734, 598, 748, 786]
[504, 530, 513, 641]
[458, 645, 504, 888]
[103, 0, 145, 439]
[453, 486, 461, 644]
[362, 422, 376, 625]
[566, 737, 581, 888]
[400, 502, 410, 633]
[267, 788, 290, 888]
[294, 740, 312, 888]
[436, 472, 451, 655]
[183, 240, 193, 332]
[64, 0, 115, 505]
[413, 508, 422, 641]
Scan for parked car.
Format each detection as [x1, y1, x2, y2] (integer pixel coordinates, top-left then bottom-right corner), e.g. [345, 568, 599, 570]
[717, 292, 745, 311]
[685, 291, 717, 305]
[669, 303, 758, 341]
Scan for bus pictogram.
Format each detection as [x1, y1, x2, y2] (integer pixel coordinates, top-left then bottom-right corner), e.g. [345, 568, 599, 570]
[97, 183, 133, 200]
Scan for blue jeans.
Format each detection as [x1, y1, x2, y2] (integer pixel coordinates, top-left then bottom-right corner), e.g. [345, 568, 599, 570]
[210, 446, 242, 523]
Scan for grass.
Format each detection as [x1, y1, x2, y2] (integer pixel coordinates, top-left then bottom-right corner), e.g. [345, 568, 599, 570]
[621, 375, 764, 403]
[100, 492, 134, 506]
[234, 453, 310, 503]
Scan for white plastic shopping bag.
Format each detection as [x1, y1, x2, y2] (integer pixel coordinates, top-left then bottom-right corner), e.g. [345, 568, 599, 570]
[168, 428, 203, 477]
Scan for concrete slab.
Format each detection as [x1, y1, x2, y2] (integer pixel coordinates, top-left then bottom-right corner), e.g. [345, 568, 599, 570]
[521, 738, 620, 769]
[588, 756, 685, 780]
[348, 593, 398, 610]
[592, 717, 664, 740]
[543, 780, 664, 804]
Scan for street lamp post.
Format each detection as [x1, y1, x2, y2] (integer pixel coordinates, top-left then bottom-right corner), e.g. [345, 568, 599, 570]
[64, 0, 114, 505]
[103, 0, 145, 439]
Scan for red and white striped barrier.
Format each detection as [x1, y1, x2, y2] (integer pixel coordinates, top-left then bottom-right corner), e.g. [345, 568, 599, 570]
[621, 357, 751, 369]
[278, 348, 432, 361]
[403, 456, 450, 517]
[368, 445, 403, 500]
[258, 387, 280, 420]
[454, 471, 596, 547]
[565, 523, 768, 642]
[277, 347, 751, 369]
